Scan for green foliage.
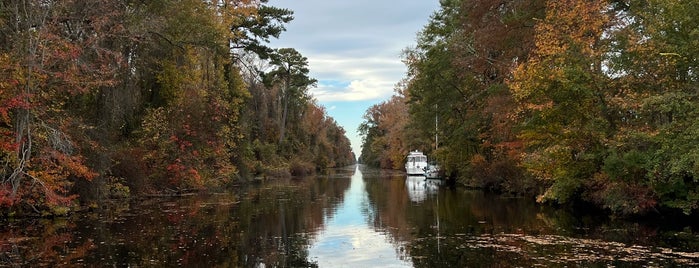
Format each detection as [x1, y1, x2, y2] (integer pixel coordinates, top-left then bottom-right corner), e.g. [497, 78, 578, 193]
[265, 48, 317, 146]
[107, 176, 131, 199]
[363, 0, 698, 217]
[394, 0, 544, 187]
[230, 2, 294, 58]
[0, 0, 353, 215]
[511, 0, 612, 205]
[602, 0, 699, 215]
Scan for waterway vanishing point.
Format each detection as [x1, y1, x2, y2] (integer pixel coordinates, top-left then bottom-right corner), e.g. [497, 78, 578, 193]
[2, 165, 699, 267]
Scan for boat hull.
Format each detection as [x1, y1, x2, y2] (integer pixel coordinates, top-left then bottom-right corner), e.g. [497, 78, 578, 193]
[406, 167, 426, 176]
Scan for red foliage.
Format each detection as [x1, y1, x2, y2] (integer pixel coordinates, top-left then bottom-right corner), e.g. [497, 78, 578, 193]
[0, 93, 30, 123]
[51, 151, 98, 181]
[0, 185, 18, 207]
[588, 174, 658, 215]
[0, 92, 31, 155]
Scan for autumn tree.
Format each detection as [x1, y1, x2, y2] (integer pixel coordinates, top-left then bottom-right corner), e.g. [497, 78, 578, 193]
[599, 0, 699, 214]
[298, 101, 354, 171]
[367, 0, 698, 217]
[0, 0, 125, 213]
[511, 0, 698, 215]
[510, 0, 613, 204]
[115, 0, 313, 192]
[358, 89, 410, 169]
[264, 48, 316, 147]
[0, 0, 359, 215]
[398, 0, 542, 193]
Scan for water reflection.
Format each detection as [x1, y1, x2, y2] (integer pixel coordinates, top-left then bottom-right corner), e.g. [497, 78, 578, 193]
[1, 165, 699, 267]
[405, 175, 443, 203]
[309, 165, 411, 267]
[361, 167, 699, 267]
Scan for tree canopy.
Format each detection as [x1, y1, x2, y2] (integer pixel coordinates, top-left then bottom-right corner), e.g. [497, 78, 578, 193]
[360, 0, 699, 216]
[0, 0, 354, 216]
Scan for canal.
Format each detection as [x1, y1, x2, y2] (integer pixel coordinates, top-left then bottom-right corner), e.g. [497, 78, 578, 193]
[1, 164, 698, 267]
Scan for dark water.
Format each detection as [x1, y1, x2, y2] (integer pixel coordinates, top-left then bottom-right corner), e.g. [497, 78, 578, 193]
[2, 165, 699, 267]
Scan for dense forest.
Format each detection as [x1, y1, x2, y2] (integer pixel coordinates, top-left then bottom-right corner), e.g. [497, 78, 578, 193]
[0, 0, 354, 215]
[359, 0, 698, 216]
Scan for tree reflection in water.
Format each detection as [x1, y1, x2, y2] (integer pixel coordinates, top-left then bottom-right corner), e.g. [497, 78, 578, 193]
[1, 164, 699, 266]
[308, 165, 412, 267]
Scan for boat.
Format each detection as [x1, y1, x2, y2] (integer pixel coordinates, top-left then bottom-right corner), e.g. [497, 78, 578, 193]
[405, 150, 428, 175]
[425, 163, 442, 179]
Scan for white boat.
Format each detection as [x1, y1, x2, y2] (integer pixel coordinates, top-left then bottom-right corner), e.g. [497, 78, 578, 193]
[425, 163, 442, 179]
[405, 150, 428, 175]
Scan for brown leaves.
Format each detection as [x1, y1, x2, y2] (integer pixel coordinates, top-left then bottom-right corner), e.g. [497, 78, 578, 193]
[361, 94, 410, 170]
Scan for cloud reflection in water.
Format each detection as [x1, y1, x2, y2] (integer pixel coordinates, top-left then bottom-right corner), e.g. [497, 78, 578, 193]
[308, 166, 411, 267]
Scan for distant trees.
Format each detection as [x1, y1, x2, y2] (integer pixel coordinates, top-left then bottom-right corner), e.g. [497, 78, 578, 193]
[361, 0, 699, 216]
[0, 0, 353, 215]
[358, 87, 410, 169]
[237, 48, 354, 177]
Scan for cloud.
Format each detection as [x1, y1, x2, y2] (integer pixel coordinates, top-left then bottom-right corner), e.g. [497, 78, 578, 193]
[269, 0, 438, 103]
[267, 0, 440, 156]
[304, 54, 404, 101]
[312, 79, 395, 102]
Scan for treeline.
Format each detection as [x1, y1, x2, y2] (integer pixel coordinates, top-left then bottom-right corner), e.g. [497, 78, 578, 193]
[359, 0, 698, 216]
[0, 0, 354, 215]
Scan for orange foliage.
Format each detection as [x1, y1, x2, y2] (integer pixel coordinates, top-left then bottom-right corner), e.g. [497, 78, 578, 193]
[0, 1, 126, 211]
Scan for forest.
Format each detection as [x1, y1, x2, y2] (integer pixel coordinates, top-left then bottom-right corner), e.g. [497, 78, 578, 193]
[359, 0, 699, 217]
[0, 0, 354, 216]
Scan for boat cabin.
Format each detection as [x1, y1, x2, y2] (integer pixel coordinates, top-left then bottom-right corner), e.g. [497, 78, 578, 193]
[405, 150, 428, 175]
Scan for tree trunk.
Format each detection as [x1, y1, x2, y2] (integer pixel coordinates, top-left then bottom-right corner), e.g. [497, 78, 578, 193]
[279, 74, 290, 145]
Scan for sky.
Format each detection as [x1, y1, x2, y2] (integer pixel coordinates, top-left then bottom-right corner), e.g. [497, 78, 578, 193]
[267, 0, 441, 157]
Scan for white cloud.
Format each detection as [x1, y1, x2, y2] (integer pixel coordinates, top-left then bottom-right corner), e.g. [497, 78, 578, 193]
[268, 0, 437, 103]
[304, 54, 403, 102]
[267, 0, 440, 155]
[311, 79, 394, 102]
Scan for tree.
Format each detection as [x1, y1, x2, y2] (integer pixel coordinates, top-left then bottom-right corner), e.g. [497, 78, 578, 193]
[600, 0, 699, 214]
[510, 0, 612, 204]
[265, 48, 316, 146]
[402, 0, 473, 176]
[399, 0, 542, 193]
[0, 0, 357, 214]
[358, 90, 409, 169]
[0, 0, 124, 212]
[228, 1, 294, 59]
